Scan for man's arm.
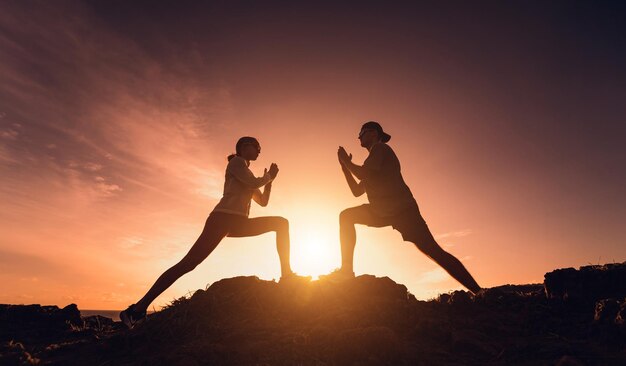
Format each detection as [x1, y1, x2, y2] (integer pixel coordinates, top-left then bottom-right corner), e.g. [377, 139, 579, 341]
[338, 145, 385, 180]
[342, 160, 367, 180]
[252, 182, 272, 206]
[341, 164, 365, 197]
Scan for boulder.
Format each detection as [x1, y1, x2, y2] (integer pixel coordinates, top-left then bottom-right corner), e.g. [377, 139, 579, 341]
[544, 262, 626, 304]
[0, 304, 82, 342]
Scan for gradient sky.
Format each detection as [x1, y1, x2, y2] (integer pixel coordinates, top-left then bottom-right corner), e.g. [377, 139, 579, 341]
[1, 1, 625, 310]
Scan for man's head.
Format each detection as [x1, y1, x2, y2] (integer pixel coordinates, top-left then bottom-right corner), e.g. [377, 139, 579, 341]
[358, 121, 390, 148]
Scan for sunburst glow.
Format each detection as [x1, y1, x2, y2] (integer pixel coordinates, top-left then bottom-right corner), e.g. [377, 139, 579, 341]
[290, 226, 339, 279]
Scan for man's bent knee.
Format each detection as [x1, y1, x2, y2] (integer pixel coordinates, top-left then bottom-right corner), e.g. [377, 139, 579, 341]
[339, 209, 355, 225]
[274, 217, 289, 232]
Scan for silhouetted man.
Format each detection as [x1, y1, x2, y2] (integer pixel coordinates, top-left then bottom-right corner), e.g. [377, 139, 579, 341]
[325, 121, 481, 294]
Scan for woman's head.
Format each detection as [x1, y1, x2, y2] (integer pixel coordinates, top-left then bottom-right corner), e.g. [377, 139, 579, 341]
[227, 136, 261, 161]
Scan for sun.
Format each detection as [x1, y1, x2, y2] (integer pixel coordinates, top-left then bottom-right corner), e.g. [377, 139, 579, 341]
[290, 227, 339, 279]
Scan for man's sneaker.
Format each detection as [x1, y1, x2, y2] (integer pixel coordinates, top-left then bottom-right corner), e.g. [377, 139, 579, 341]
[119, 304, 147, 329]
[279, 272, 312, 284]
[318, 268, 356, 282]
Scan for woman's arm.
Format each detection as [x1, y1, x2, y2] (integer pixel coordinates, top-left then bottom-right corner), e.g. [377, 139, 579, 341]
[228, 158, 273, 189]
[252, 182, 272, 207]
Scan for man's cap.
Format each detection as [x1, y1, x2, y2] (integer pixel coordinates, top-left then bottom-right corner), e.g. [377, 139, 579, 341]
[361, 121, 391, 142]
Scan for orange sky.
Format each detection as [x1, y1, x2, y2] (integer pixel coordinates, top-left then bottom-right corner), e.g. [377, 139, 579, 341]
[1, 1, 625, 310]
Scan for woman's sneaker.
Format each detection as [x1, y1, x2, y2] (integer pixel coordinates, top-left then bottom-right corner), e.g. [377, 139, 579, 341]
[119, 304, 147, 329]
[318, 268, 355, 283]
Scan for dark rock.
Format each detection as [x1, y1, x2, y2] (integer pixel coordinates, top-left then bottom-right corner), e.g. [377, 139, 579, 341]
[555, 355, 585, 366]
[594, 298, 620, 323]
[591, 298, 624, 347]
[0, 340, 41, 366]
[448, 290, 473, 309]
[82, 315, 114, 330]
[616, 299, 626, 326]
[544, 262, 626, 304]
[437, 293, 451, 304]
[4, 263, 626, 365]
[451, 329, 499, 357]
[544, 267, 578, 299]
[475, 284, 545, 308]
[0, 303, 82, 342]
[346, 275, 410, 301]
[332, 326, 401, 364]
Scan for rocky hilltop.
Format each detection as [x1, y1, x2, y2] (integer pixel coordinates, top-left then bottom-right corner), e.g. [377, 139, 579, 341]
[1, 262, 625, 365]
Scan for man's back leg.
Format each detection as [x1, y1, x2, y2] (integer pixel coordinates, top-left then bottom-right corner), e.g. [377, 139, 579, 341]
[414, 237, 481, 294]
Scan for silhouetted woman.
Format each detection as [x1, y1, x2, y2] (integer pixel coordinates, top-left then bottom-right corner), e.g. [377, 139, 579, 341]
[120, 136, 308, 328]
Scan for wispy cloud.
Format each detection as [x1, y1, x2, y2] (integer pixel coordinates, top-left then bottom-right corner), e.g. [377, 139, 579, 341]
[94, 176, 123, 197]
[434, 229, 472, 240]
[118, 236, 144, 250]
[0, 1, 234, 207]
[1, 127, 19, 140]
[0, 1, 240, 223]
[0, 144, 19, 164]
[0, 1, 238, 308]
[416, 267, 449, 284]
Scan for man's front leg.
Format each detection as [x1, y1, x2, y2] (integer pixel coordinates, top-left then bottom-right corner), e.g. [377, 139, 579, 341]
[339, 209, 357, 273]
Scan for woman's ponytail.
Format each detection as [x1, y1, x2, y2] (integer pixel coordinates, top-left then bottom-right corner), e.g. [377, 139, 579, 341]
[227, 154, 237, 161]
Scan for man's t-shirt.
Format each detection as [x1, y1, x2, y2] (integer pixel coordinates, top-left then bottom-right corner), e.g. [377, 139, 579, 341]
[362, 143, 416, 217]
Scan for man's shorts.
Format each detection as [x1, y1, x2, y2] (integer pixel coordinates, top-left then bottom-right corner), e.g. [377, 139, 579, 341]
[345, 203, 436, 245]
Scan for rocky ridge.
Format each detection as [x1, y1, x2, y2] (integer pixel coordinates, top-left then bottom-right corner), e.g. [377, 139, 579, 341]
[1, 262, 625, 365]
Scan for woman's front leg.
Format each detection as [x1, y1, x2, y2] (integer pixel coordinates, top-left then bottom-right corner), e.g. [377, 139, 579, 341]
[228, 216, 292, 277]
